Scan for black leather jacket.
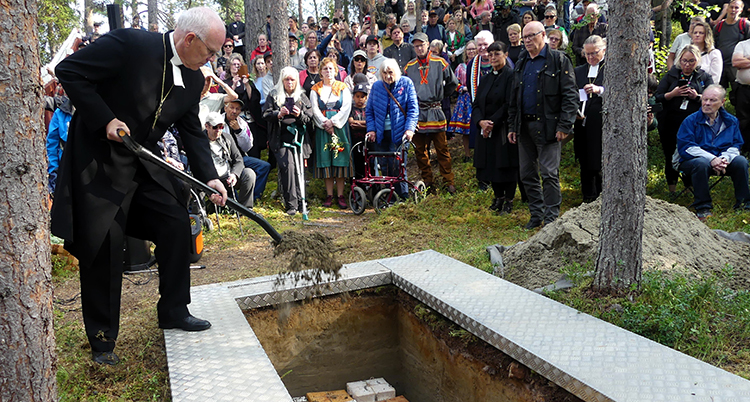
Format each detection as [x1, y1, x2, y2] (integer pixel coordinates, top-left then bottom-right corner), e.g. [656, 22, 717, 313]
[508, 45, 579, 144]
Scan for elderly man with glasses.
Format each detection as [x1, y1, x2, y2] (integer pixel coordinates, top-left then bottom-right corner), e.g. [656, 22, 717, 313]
[53, 7, 228, 365]
[508, 21, 578, 230]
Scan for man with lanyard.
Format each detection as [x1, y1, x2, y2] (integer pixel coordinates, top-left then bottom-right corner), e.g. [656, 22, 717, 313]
[383, 24, 417, 71]
[53, 7, 228, 365]
[404, 32, 459, 194]
[508, 21, 578, 229]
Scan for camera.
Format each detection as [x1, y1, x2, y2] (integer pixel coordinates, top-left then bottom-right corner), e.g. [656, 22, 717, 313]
[333, 17, 339, 24]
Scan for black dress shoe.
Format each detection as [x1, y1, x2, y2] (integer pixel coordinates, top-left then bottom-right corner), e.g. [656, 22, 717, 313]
[524, 219, 543, 230]
[92, 351, 120, 365]
[489, 198, 503, 211]
[159, 315, 212, 331]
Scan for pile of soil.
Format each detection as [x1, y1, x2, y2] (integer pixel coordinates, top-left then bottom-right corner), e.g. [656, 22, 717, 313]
[503, 197, 750, 290]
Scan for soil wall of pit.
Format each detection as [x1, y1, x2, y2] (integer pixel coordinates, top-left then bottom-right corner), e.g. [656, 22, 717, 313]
[244, 288, 580, 402]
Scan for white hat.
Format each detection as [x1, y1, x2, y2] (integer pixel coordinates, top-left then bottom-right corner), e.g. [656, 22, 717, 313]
[206, 112, 224, 127]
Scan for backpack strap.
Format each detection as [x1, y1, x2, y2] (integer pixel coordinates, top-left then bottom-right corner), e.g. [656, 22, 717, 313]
[717, 20, 724, 34]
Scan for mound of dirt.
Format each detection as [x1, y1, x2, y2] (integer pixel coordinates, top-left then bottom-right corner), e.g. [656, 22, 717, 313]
[503, 197, 750, 290]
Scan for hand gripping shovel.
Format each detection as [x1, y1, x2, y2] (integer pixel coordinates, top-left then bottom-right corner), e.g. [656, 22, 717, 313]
[117, 129, 282, 244]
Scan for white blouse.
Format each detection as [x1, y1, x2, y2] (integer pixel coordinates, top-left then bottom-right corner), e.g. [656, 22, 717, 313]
[310, 84, 352, 130]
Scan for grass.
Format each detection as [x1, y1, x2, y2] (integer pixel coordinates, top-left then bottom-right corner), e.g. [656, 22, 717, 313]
[52, 21, 750, 395]
[546, 266, 750, 379]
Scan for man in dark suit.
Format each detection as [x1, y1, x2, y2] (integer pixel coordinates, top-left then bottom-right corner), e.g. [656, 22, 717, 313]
[227, 11, 246, 59]
[53, 7, 228, 365]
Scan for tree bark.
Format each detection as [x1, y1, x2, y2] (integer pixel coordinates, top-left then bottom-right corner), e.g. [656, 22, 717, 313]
[245, 0, 270, 60]
[84, 0, 94, 35]
[298, 0, 303, 28]
[594, 0, 650, 292]
[270, 0, 290, 84]
[0, 0, 58, 401]
[148, 0, 158, 29]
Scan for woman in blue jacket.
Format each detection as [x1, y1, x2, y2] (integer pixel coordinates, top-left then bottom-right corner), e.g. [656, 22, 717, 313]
[365, 58, 419, 198]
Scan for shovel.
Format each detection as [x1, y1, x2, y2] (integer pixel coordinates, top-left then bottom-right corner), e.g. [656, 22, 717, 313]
[117, 129, 282, 243]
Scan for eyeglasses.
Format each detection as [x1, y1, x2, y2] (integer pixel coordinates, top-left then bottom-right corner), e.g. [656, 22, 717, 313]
[549, 37, 561, 42]
[584, 49, 602, 57]
[522, 31, 543, 41]
[466, 47, 477, 51]
[354, 57, 367, 62]
[194, 33, 220, 57]
[545, 15, 556, 19]
[211, 123, 224, 130]
[680, 58, 697, 64]
[224, 45, 233, 48]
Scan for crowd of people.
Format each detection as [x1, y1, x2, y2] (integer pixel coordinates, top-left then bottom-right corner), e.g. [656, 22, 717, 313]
[46, 0, 750, 226]
[41, 0, 750, 365]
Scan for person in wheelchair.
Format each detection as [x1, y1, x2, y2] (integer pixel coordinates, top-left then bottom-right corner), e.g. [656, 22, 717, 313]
[205, 112, 257, 208]
[676, 84, 750, 220]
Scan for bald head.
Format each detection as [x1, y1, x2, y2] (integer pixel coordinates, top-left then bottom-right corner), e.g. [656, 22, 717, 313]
[174, 7, 226, 70]
[522, 21, 546, 56]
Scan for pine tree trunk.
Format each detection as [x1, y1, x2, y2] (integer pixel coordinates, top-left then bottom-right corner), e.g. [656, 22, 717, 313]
[148, 0, 158, 28]
[298, 0, 303, 27]
[594, 0, 649, 292]
[244, 0, 270, 61]
[0, 0, 58, 400]
[84, 0, 95, 35]
[270, 0, 290, 85]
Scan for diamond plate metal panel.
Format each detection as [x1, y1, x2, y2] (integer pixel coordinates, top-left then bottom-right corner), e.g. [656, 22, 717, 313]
[165, 284, 293, 402]
[167, 251, 750, 402]
[383, 250, 750, 402]
[230, 260, 392, 309]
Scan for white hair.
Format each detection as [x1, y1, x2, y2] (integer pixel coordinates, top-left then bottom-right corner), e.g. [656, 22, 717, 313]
[379, 58, 402, 81]
[176, 7, 224, 40]
[474, 30, 494, 44]
[274, 66, 304, 107]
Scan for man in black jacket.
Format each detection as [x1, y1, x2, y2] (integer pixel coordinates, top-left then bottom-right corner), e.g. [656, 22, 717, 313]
[227, 11, 246, 59]
[508, 21, 578, 229]
[53, 7, 228, 365]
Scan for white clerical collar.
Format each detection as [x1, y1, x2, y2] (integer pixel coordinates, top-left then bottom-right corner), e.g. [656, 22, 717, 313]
[169, 32, 185, 88]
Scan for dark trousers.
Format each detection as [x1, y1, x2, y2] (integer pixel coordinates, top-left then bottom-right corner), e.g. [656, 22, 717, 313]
[80, 178, 191, 352]
[518, 120, 562, 223]
[658, 118, 681, 186]
[580, 168, 603, 201]
[680, 156, 750, 211]
[372, 131, 409, 197]
[492, 181, 517, 200]
[735, 84, 750, 153]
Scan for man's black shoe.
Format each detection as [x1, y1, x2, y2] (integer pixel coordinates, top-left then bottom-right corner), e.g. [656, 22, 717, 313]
[159, 315, 212, 331]
[524, 219, 543, 230]
[92, 351, 120, 365]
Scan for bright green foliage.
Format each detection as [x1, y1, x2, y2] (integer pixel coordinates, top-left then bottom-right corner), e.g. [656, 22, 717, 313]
[38, 0, 79, 64]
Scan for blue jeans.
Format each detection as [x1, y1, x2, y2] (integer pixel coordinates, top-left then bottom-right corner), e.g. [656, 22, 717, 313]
[680, 156, 750, 211]
[243, 156, 271, 200]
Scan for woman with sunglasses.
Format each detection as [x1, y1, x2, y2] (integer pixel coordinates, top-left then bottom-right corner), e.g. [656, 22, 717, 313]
[216, 38, 235, 78]
[344, 49, 377, 91]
